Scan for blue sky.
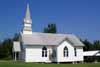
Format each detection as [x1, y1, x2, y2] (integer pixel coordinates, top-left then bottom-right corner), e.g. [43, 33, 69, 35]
[0, 0, 100, 41]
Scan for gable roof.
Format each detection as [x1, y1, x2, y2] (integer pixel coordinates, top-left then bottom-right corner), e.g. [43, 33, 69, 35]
[21, 32, 84, 47]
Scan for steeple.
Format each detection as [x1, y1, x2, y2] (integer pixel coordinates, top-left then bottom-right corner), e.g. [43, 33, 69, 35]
[22, 3, 32, 34]
[24, 4, 32, 23]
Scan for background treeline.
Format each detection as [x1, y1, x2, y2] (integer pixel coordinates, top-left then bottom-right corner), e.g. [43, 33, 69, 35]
[83, 39, 100, 62]
[0, 33, 19, 60]
[0, 23, 100, 62]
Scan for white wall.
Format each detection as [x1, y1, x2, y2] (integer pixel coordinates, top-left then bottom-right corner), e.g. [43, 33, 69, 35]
[22, 31, 32, 34]
[57, 41, 83, 62]
[75, 47, 83, 61]
[21, 41, 83, 62]
[24, 24, 32, 27]
[25, 45, 52, 62]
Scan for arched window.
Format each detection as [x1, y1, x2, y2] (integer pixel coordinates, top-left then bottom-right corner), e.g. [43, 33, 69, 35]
[42, 46, 47, 57]
[74, 48, 77, 56]
[64, 46, 68, 57]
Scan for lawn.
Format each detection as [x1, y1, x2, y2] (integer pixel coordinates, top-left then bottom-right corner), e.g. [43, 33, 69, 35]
[0, 61, 100, 67]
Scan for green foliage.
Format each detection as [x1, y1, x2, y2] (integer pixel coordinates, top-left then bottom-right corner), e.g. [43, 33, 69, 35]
[0, 38, 13, 59]
[0, 33, 20, 60]
[43, 23, 57, 33]
[13, 33, 20, 41]
[82, 40, 100, 51]
[82, 40, 100, 62]
[82, 40, 93, 51]
[93, 40, 100, 50]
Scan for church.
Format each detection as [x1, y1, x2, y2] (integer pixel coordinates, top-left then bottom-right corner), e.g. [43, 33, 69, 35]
[13, 4, 85, 63]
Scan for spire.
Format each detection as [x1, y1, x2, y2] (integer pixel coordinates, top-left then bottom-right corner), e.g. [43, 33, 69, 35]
[24, 3, 32, 24]
[22, 3, 32, 34]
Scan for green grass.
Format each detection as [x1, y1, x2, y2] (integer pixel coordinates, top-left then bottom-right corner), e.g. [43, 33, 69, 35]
[0, 61, 100, 67]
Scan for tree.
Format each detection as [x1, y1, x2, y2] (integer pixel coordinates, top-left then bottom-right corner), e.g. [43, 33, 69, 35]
[82, 39, 93, 51]
[0, 38, 13, 59]
[82, 40, 100, 62]
[43, 23, 57, 33]
[13, 33, 20, 41]
[93, 40, 100, 50]
[0, 33, 20, 60]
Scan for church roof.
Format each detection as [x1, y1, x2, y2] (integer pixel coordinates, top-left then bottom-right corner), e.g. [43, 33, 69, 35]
[83, 50, 100, 56]
[21, 32, 84, 47]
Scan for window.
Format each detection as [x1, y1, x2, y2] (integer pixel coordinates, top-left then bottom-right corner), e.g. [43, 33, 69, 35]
[74, 48, 77, 56]
[64, 46, 68, 57]
[42, 46, 47, 57]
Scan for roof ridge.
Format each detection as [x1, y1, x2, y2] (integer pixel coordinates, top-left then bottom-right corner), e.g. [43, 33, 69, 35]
[32, 32, 72, 36]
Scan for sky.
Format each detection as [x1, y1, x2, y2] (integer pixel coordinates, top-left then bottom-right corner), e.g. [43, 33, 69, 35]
[0, 0, 100, 41]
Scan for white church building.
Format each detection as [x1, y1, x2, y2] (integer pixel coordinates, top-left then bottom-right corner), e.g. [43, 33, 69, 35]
[13, 4, 85, 63]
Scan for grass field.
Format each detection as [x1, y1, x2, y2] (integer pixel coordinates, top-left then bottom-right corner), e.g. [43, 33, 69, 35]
[0, 61, 100, 67]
